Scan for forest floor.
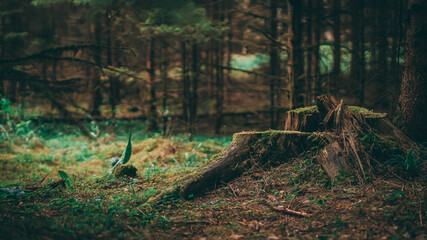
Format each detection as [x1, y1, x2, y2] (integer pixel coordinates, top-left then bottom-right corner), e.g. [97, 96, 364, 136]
[0, 121, 425, 240]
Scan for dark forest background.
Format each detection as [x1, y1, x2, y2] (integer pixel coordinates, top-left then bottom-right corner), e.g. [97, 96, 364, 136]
[0, 0, 425, 140]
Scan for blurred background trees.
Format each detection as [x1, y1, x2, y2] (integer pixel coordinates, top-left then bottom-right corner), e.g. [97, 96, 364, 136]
[0, 0, 423, 140]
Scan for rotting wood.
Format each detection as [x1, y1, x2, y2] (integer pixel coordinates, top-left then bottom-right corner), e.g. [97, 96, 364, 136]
[317, 141, 349, 179]
[179, 130, 321, 199]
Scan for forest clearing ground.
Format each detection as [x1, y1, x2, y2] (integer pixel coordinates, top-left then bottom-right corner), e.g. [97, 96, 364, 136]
[0, 123, 425, 239]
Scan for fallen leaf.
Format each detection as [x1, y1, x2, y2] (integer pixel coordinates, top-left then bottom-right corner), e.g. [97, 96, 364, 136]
[230, 234, 244, 239]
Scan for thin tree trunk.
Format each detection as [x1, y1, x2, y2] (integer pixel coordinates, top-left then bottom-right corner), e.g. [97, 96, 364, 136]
[0, 2, 5, 96]
[208, 3, 215, 99]
[215, 1, 224, 134]
[376, 0, 389, 107]
[350, 0, 361, 92]
[190, 42, 200, 136]
[305, 0, 313, 105]
[7, 11, 22, 103]
[391, 0, 404, 116]
[288, 0, 304, 108]
[225, 0, 233, 105]
[270, 0, 279, 128]
[161, 42, 169, 135]
[359, 0, 366, 106]
[311, 0, 321, 98]
[146, 39, 158, 132]
[209, 40, 214, 98]
[182, 41, 189, 122]
[215, 40, 224, 134]
[91, 20, 103, 117]
[398, 0, 427, 142]
[332, 0, 341, 92]
[106, 8, 117, 118]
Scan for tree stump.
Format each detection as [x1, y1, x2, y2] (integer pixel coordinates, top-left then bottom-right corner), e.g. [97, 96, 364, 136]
[180, 95, 416, 198]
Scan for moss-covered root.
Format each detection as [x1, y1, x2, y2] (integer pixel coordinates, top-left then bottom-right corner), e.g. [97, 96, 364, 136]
[113, 164, 137, 178]
[179, 130, 318, 199]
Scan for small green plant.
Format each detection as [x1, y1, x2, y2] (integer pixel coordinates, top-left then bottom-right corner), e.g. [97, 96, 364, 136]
[387, 149, 425, 178]
[58, 170, 73, 189]
[89, 121, 100, 138]
[109, 133, 132, 174]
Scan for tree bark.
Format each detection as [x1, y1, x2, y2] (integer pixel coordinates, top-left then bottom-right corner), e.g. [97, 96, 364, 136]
[215, 39, 224, 134]
[182, 41, 190, 122]
[288, 0, 304, 108]
[317, 141, 350, 180]
[146, 39, 158, 132]
[359, 0, 366, 106]
[190, 42, 200, 136]
[161, 42, 169, 135]
[350, 0, 361, 99]
[270, 0, 280, 128]
[90, 20, 103, 117]
[376, 0, 389, 105]
[106, 8, 118, 118]
[332, 0, 341, 92]
[305, 0, 313, 105]
[311, 0, 321, 97]
[0, 2, 5, 96]
[398, 0, 427, 142]
[215, 1, 225, 134]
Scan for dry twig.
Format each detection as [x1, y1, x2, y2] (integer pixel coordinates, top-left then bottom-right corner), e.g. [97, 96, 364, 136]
[271, 205, 312, 217]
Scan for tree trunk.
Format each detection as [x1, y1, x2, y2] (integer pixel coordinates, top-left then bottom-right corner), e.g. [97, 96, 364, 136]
[190, 42, 200, 136]
[161, 42, 169, 135]
[359, 0, 366, 106]
[311, 0, 321, 97]
[350, 0, 361, 92]
[182, 41, 190, 122]
[106, 8, 118, 118]
[332, 0, 341, 92]
[288, 0, 304, 108]
[91, 20, 103, 117]
[225, 0, 233, 106]
[305, 0, 313, 105]
[146, 39, 158, 132]
[215, 39, 224, 134]
[376, 0, 389, 106]
[391, 0, 404, 116]
[215, 1, 225, 134]
[0, 2, 5, 96]
[398, 0, 427, 142]
[270, 0, 280, 128]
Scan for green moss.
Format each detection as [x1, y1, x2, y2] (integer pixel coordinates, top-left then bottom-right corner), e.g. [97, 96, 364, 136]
[288, 105, 318, 114]
[205, 150, 226, 165]
[357, 131, 402, 161]
[288, 105, 386, 118]
[113, 164, 137, 178]
[347, 106, 387, 118]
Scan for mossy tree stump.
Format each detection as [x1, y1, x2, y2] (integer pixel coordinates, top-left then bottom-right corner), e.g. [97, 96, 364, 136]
[180, 95, 416, 198]
[285, 95, 415, 149]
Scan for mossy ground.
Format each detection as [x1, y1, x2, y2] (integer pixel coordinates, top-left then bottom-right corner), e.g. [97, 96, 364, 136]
[0, 123, 425, 239]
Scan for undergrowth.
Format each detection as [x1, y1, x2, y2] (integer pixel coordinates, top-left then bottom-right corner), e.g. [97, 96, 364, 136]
[0, 115, 425, 239]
